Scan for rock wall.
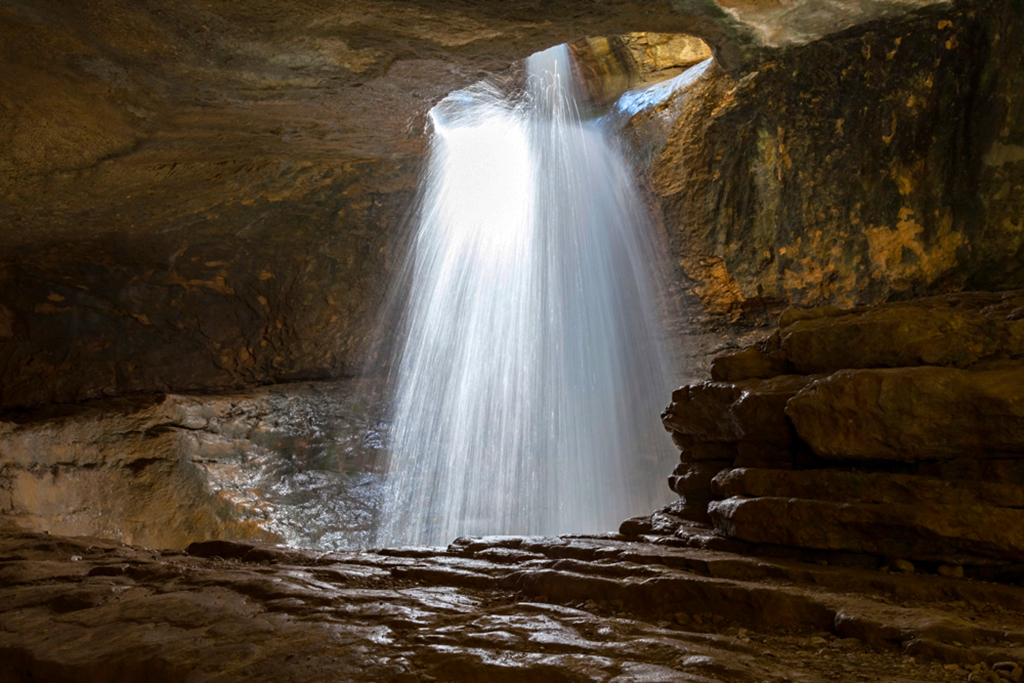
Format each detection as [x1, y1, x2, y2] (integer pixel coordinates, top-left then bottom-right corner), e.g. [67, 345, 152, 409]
[629, 290, 1024, 581]
[0, 380, 383, 549]
[649, 0, 1024, 324]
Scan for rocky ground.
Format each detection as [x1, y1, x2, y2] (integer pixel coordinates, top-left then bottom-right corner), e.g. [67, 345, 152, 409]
[3, 529, 1024, 682]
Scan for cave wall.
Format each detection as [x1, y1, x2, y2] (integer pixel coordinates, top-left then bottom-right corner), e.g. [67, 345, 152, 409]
[0, 0, 752, 411]
[1, 0, 1019, 410]
[652, 0, 1024, 323]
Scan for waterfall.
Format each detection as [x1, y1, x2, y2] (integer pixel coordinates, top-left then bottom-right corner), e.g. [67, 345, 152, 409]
[377, 44, 678, 547]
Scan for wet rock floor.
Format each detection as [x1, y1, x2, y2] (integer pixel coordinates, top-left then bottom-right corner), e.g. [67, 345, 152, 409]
[3, 531, 1024, 682]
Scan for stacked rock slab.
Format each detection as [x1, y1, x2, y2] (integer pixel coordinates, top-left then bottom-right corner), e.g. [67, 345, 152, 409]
[624, 290, 1024, 580]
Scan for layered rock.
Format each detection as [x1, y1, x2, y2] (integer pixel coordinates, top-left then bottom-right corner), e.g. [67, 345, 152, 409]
[5, 529, 1024, 681]
[650, 0, 1024, 324]
[630, 291, 1024, 575]
[0, 380, 384, 550]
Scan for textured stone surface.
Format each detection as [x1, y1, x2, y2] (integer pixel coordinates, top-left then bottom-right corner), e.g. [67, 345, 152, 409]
[652, 0, 1024, 325]
[662, 374, 813, 444]
[709, 496, 1024, 563]
[712, 468, 1024, 509]
[2, 0, 1017, 408]
[5, 529, 1024, 682]
[669, 461, 732, 502]
[0, 0, 782, 410]
[710, 342, 790, 381]
[656, 292, 1024, 570]
[786, 365, 1024, 461]
[0, 380, 384, 550]
[778, 291, 1024, 375]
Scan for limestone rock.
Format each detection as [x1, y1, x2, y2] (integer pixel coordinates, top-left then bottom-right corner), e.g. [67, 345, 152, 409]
[0, 0, 754, 410]
[778, 305, 858, 329]
[669, 461, 732, 501]
[785, 365, 1024, 461]
[0, 380, 384, 550]
[668, 462, 732, 524]
[733, 442, 794, 469]
[778, 294, 1024, 375]
[652, 2, 1024, 325]
[711, 468, 1024, 508]
[663, 375, 814, 445]
[1, 0, 1017, 409]
[710, 343, 790, 381]
[688, 442, 739, 462]
[7, 529, 1024, 683]
[709, 496, 1024, 563]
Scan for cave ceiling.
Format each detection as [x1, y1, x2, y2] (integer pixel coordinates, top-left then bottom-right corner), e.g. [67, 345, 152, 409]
[0, 0, 983, 409]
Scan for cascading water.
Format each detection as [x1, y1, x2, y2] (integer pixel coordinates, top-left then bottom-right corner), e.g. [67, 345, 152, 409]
[377, 44, 678, 547]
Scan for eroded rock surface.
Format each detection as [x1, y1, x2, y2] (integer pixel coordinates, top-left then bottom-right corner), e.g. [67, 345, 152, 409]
[651, 0, 1024, 324]
[787, 365, 1024, 461]
[4, 0, 1018, 408]
[3, 529, 1023, 683]
[0, 380, 385, 550]
[641, 290, 1024, 574]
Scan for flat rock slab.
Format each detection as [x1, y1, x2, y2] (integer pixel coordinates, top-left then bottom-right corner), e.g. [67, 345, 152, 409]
[709, 496, 1024, 563]
[4, 531, 1024, 682]
[779, 293, 1024, 375]
[785, 365, 1024, 460]
[712, 468, 1024, 508]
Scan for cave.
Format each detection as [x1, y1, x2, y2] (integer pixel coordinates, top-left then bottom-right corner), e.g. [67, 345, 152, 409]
[2, 0, 1024, 681]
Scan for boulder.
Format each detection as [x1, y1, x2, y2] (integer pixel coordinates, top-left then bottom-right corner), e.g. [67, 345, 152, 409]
[709, 496, 1024, 563]
[663, 375, 814, 445]
[786, 365, 1024, 460]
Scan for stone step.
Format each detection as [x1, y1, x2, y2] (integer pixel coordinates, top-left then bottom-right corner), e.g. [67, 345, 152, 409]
[712, 468, 1024, 508]
[786, 365, 1024, 461]
[778, 292, 1024, 375]
[709, 496, 1024, 564]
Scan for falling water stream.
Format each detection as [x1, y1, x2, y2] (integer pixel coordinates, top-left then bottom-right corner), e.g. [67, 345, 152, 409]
[377, 45, 679, 547]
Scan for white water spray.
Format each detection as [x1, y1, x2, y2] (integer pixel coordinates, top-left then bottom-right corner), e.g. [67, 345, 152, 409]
[377, 45, 678, 547]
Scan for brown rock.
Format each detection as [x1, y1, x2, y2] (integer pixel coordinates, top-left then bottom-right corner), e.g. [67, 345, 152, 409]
[779, 299, 1022, 375]
[0, 380, 384, 550]
[689, 442, 739, 462]
[710, 344, 790, 382]
[651, 4, 1024, 326]
[786, 365, 1024, 460]
[778, 305, 858, 329]
[711, 468, 1024, 508]
[663, 375, 814, 445]
[669, 461, 732, 505]
[671, 431, 695, 451]
[709, 496, 1024, 562]
[915, 458, 1024, 486]
[733, 442, 794, 469]
[938, 564, 965, 578]
[0, 0, 761, 411]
